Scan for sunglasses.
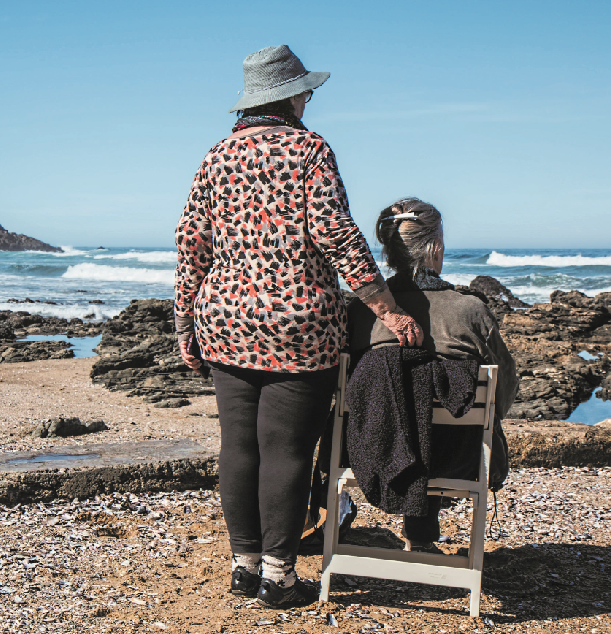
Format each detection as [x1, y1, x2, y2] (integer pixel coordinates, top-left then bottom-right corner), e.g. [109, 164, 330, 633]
[303, 90, 314, 103]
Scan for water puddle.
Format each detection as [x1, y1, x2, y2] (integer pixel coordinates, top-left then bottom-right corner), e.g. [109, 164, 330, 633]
[20, 334, 102, 358]
[6, 453, 101, 465]
[578, 350, 602, 361]
[565, 388, 611, 425]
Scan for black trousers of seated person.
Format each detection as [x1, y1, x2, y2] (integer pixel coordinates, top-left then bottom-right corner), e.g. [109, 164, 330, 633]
[210, 362, 339, 563]
[402, 497, 443, 543]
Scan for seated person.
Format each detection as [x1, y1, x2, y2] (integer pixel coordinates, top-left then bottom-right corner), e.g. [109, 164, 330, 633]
[346, 197, 518, 552]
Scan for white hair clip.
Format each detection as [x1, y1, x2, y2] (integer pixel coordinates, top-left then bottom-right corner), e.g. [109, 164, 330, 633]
[384, 212, 419, 222]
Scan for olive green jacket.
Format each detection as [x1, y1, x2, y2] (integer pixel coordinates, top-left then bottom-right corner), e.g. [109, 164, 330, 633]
[347, 273, 519, 489]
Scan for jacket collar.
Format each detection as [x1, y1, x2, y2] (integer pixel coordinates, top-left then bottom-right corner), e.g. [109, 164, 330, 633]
[387, 267, 454, 292]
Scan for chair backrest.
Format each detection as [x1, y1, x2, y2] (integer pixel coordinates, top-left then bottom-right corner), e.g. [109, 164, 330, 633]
[337, 353, 496, 429]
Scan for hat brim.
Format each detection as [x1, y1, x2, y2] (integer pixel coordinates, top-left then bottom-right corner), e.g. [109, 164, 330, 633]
[229, 71, 330, 113]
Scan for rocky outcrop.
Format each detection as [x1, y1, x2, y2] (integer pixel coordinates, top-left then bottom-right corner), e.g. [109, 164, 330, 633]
[3, 279, 608, 422]
[504, 419, 611, 468]
[90, 299, 213, 404]
[0, 311, 102, 338]
[32, 417, 108, 438]
[0, 340, 74, 363]
[500, 290, 611, 420]
[87, 287, 611, 421]
[469, 275, 530, 311]
[453, 277, 528, 320]
[0, 310, 103, 363]
[0, 225, 62, 252]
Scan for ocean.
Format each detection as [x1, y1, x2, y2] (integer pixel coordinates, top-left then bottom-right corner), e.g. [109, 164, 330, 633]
[2, 246, 611, 424]
[1, 246, 610, 321]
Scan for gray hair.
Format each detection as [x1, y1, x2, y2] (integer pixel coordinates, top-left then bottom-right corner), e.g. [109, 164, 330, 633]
[375, 198, 443, 278]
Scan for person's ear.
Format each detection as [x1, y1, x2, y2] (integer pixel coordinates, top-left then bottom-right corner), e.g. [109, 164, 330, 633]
[289, 94, 298, 114]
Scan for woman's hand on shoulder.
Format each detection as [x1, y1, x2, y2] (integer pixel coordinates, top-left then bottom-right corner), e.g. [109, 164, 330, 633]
[380, 308, 424, 347]
[364, 288, 424, 347]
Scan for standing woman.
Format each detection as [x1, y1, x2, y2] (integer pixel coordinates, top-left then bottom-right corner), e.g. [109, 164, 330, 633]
[175, 45, 423, 608]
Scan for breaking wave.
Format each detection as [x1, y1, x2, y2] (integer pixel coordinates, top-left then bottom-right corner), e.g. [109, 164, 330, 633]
[487, 251, 611, 268]
[93, 250, 177, 264]
[62, 263, 174, 285]
[52, 246, 90, 257]
[0, 302, 121, 321]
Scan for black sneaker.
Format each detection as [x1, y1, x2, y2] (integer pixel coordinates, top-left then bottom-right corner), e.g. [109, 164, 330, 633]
[231, 567, 261, 597]
[257, 577, 319, 608]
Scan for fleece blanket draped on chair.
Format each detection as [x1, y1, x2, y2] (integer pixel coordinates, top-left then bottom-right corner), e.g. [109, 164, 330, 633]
[345, 347, 479, 516]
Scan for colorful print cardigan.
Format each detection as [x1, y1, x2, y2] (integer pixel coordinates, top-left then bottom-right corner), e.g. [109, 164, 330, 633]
[174, 128, 384, 372]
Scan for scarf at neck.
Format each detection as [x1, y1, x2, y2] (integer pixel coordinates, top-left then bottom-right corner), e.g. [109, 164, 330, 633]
[387, 267, 454, 293]
[232, 114, 308, 134]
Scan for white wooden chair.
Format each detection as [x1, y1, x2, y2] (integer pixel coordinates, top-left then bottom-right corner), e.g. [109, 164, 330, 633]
[319, 353, 498, 617]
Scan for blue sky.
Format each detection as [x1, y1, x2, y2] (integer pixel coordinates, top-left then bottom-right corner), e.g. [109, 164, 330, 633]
[1, 1, 609, 249]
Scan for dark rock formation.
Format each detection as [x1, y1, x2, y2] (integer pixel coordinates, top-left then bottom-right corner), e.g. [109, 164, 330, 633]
[450, 282, 611, 420]
[32, 417, 108, 438]
[500, 290, 611, 420]
[0, 310, 102, 338]
[0, 340, 73, 363]
[0, 225, 62, 252]
[504, 419, 611, 468]
[454, 276, 530, 321]
[454, 275, 530, 323]
[0, 309, 103, 363]
[0, 322, 15, 341]
[597, 375, 611, 401]
[470, 275, 531, 309]
[90, 299, 213, 404]
[88, 287, 610, 421]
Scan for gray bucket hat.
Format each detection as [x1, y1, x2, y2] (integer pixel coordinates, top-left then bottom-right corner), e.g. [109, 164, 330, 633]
[229, 45, 330, 113]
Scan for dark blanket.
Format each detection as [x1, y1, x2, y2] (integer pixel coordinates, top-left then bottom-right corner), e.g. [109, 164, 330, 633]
[345, 347, 479, 516]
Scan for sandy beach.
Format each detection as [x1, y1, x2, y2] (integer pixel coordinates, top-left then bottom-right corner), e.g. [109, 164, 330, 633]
[0, 283, 610, 633]
[0, 355, 610, 633]
[0, 358, 220, 456]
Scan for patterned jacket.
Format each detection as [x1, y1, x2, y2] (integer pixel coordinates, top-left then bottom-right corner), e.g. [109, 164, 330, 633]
[174, 127, 385, 372]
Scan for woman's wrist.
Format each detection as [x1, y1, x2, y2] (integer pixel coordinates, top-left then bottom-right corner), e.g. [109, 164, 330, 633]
[363, 287, 399, 320]
[175, 312, 195, 343]
[353, 274, 389, 304]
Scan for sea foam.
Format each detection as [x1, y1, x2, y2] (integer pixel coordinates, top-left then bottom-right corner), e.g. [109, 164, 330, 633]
[52, 246, 90, 257]
[0, 302, 121, 321]
[93, 250, 177, 264]
[487, 251, 611, 267]
[62, 263, 174, 285]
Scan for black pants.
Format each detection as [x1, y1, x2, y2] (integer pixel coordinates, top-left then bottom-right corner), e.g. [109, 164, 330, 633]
[210, 362, 339, 563]
[402, 497, 443, 543]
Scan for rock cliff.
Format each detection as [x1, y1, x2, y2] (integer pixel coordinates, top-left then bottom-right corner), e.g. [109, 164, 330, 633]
[0, 224, 62, 252]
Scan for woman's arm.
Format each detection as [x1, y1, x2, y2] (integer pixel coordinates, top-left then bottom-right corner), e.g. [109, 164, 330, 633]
[304, 141, 423, 346]
[175, 166, 213, 369]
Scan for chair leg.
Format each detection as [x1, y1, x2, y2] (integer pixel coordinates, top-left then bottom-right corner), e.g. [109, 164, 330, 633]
[470, 577, 481, 617]
[467, 488, 488, 617]
[319, 567, 331, 603]
[320, 478, 342, 602]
